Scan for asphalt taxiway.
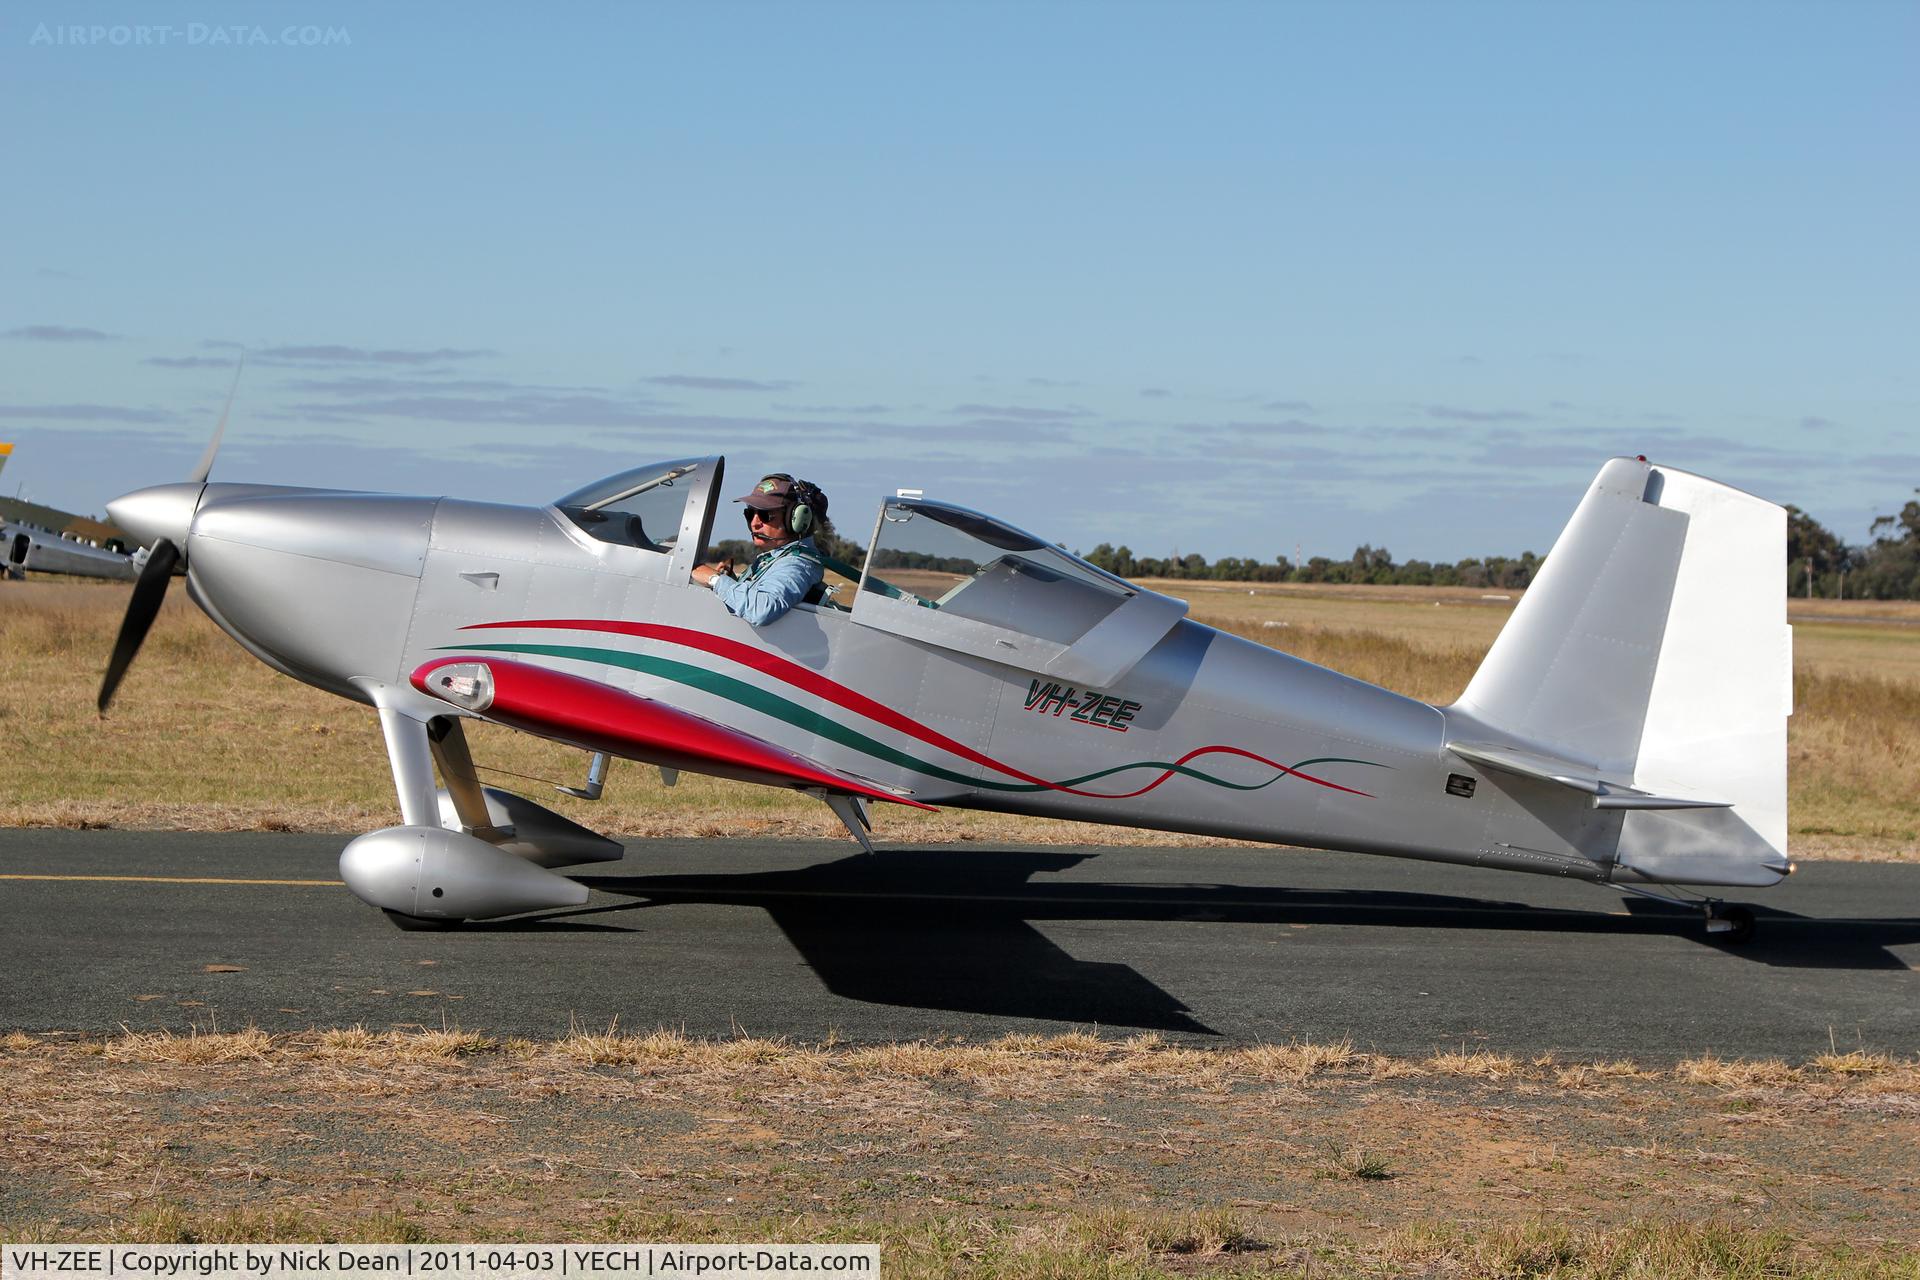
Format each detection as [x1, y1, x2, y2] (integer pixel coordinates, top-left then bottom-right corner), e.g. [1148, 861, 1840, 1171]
[2, 830, 1915, 1057]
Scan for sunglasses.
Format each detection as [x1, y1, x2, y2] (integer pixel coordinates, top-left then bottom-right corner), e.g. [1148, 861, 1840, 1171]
[746, 507, 787, 525]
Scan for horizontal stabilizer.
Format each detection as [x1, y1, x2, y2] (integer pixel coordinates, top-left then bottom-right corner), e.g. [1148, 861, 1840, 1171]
[413, 656, 936, 811]
[1447, 740, 1731, 812]
[1589, 791, 1731, 812]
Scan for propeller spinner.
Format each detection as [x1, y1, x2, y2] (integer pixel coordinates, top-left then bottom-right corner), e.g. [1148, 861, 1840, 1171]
[96, 358, 243, 714]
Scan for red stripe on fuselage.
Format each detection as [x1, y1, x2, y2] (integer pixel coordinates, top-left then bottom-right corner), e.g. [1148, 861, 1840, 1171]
[459, 619, 1370, 800]
[464, 619, 1043, 781]
[412, 656, 933, 810]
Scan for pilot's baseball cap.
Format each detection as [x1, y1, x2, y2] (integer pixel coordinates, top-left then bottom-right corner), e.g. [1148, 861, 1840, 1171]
[735, 475, 796, 511]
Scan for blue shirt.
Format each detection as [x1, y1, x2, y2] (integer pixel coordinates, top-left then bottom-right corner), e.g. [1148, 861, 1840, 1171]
[710, 537, 824, 625]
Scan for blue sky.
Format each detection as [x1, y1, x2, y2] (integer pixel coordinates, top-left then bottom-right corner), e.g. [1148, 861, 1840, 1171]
[4, 0, 1913, 563]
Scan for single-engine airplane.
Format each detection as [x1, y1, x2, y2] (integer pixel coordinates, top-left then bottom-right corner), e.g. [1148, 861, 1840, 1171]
[3, 514, 139, 581]
[98, 434, 1791, 939]
[1, 443, 139, 581]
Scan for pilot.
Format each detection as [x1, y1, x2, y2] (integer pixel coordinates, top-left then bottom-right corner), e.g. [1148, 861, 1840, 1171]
[692, 474, 830, 625]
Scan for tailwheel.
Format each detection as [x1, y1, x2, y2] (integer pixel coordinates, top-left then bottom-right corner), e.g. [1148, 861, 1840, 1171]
[381, 909, 464, 932]
[1705, 904, 1756, 944]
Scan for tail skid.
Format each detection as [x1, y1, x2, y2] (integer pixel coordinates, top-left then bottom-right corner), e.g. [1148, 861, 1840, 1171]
[1445, 458, 1791, 888]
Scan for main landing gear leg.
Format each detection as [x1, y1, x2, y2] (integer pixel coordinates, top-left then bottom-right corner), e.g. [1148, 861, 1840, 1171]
[377, 705, 440, 827]
[1615, 883, 1757, 944]
[371, 705, 463, 931]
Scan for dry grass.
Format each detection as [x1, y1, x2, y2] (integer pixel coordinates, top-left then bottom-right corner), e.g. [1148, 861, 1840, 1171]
[1313, 1138, 1396, 1182]
[1065, 1205, 1261, 1257]
[6, 1030, 1920, 1271]
[1379, 1218, 1918, 1280]
[103, 1025, 274, 1065]
[1554, 1059, 1652, 1089]
[9, 1209, 1913, 1277]
[1200, 615, 1483, 705]
[15, 1025, 1919, 1091]
[550, 1022, 705, 1066]
[1424, 1049, 1523, 1080]
[1674, 1054, 1803, 1088]
[552, 1025, 827, 1077]
[1234, 1036, 1359, 1082]
[1787, 668, 1920, 844]
[4, 579, 1915, 855]
[313, 1025, 494, 1063]
[1814, 1049, 1899, 1076]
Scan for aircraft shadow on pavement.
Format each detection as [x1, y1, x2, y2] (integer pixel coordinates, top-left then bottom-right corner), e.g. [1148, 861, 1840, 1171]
[571, 848, 1919, 1029]
[583, 849, 1214, 1035]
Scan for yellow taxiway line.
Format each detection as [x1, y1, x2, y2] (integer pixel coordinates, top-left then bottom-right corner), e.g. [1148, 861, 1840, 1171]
[0, 874, 345, 886]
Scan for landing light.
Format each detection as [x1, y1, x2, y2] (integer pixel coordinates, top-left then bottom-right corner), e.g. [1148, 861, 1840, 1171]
[428, 662, 495, 713]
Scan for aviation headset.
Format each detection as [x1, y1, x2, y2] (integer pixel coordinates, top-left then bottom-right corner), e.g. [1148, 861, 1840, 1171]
[748, 473, 824, 537]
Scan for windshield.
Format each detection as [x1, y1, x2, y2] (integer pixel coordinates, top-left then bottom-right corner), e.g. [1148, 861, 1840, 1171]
[554, 457, 707, 553]
[862, 500, 1132, 645]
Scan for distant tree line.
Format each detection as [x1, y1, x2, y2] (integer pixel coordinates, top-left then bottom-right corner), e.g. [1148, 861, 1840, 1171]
[1789, 491, 1920, 599]
[1080, 543, 1544, 590]
[709, 488, 1920, 600]
[1080, 488, 1920, 600]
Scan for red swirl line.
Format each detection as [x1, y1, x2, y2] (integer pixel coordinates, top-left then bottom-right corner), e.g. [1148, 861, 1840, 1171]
[1066, 744, 1375, 800]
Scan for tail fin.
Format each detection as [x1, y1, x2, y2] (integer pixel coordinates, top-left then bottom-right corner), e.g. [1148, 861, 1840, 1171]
[0, 442, 11, 482]
[1447, 457, 1791, 886]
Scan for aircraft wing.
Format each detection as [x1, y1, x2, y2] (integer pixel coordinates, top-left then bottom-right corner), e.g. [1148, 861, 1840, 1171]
[411, 656, 935, 810]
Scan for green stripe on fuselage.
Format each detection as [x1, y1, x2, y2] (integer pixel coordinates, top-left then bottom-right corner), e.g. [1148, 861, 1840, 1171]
[449, 641, 1011, 790]
[442, 642, 1381, 796]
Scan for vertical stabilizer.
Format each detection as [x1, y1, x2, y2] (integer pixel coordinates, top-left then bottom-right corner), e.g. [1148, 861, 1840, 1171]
[1448, 458, 1791, 886]
[1451, 458, 1688, 778]
[0, 442, 12, 482]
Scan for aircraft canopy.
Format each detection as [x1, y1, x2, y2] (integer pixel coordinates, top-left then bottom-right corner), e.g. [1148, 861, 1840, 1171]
[549, 462, 1187, 682]
[853, 497, 1187, 684]
[553, 457, 722, 560]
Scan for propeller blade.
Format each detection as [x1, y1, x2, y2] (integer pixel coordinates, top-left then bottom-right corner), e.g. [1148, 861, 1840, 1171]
[97, 538, 180, 714]
[188, 354, 244, 485]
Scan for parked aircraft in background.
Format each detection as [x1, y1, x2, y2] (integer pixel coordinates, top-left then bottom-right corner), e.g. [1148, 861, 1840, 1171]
[97, 432, 1790, 940]
[1, 444, 139, 581]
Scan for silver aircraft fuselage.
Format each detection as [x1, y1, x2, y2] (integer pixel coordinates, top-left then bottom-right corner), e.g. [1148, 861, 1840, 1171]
[106, 453, 1791, 909]
[4, 520, 137, 580]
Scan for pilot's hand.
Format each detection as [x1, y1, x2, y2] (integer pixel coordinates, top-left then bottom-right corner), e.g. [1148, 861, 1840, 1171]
[692, 560, 734, 587]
